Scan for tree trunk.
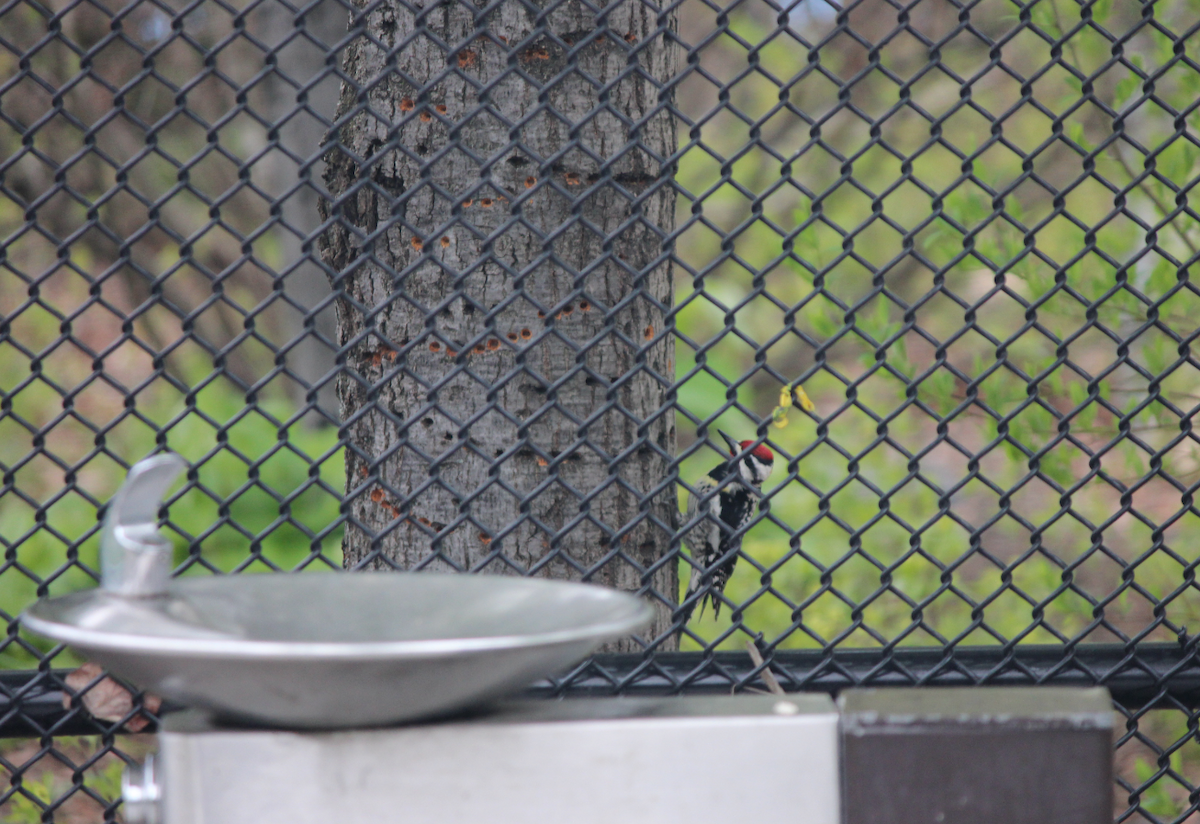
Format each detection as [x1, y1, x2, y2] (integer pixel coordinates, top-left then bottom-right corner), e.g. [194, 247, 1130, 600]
[319, 0, 679, 649]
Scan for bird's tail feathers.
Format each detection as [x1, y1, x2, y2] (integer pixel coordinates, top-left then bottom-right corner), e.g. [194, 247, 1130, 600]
[679, 563, 706, 625]
[682, 560, 732, 625]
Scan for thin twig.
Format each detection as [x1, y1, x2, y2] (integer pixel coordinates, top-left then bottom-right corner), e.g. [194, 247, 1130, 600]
[745, 641, 786, 697]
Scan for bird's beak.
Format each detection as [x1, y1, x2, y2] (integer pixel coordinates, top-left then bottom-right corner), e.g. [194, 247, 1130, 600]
[718, 430, 740, 455]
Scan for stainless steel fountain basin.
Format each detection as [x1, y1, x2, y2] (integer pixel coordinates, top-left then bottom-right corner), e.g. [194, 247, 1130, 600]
[23, 573, 651, 728]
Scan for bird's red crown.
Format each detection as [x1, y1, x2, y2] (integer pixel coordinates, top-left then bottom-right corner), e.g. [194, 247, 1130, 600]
[739, 441, 774, 463]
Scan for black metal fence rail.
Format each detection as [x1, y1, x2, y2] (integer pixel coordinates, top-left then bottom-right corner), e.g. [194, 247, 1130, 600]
[563, 644, 1200, 706]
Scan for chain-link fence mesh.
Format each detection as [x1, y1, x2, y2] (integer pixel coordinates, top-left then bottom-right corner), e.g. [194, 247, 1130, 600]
[3, 0, 1200, 818]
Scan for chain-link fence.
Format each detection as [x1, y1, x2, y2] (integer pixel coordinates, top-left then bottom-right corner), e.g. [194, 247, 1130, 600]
[2, 0, 1200, 819]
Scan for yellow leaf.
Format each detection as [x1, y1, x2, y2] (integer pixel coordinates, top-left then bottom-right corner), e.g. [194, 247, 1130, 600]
[793, 384, 815, 413]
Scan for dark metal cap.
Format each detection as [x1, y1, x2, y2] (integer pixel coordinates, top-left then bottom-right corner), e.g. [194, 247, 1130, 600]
[840, 686, 1114, 733]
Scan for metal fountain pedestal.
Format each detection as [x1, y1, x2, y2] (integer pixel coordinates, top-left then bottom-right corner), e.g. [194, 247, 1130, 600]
[127, 694, 841, 824]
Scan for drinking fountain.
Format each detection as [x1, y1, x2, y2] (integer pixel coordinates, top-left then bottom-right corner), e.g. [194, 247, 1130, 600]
[21, 455, 843, 824]
[22, 453, 656, 729]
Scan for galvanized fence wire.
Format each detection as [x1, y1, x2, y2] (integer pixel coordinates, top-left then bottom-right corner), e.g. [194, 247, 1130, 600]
[3, 0, 1200, 818]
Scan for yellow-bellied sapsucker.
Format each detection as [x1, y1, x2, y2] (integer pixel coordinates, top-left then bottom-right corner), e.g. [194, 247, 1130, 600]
[680, 430, 775, 623]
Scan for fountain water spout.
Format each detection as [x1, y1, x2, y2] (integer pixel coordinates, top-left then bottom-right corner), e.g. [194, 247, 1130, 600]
[99, 454, 187, 597]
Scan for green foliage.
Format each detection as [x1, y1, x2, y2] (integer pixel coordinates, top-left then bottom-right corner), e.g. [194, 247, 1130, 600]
[1133, 752, 1187, 819]
[0, 352, 344, 668]
[673, 0, 1200, 657]
[85, 755, 125, 809]
[4, 770, 61, 824]
[0, 742, 128, 824]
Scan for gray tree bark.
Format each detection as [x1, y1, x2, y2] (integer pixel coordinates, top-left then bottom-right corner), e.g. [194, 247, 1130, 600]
[319, 0, 679, 648]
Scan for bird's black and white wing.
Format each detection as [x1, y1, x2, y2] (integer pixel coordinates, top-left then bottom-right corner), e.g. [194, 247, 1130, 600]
[682, 474, 722, 620]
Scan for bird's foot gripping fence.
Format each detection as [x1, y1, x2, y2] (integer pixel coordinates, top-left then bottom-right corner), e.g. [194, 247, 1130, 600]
[3, 0, 1200, 818]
